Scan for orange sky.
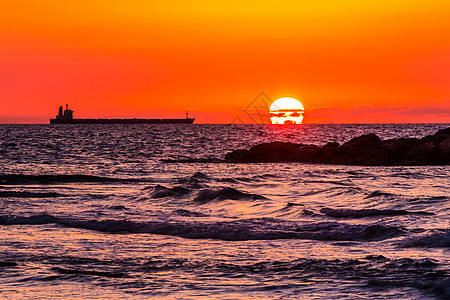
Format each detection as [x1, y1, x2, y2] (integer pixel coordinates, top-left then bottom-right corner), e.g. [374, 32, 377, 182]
[1, 0, 449, 123]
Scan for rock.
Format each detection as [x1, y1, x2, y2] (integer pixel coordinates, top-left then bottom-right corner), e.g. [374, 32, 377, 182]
[322, 142, 340, 150]
[318, 153, 353, 165]
[338, 134, 382, 159]
[225, 149, 247, 162]
[342, 133, 382, 149]
[242, 142, 301, 162]
[354, 148, 390, 166]
[292, 145, 321, 162]
[438, 137, 450, 161]
[224, 127, 450, 165]
[246, 151, 282, 163]
[436, 127, 450, 135]
[403, 142, 440, 165]
[338, 143, 364, 159]
[421, 133, 447, 145]
[382, 138, 420, 164]
[382, 138, 420, 154]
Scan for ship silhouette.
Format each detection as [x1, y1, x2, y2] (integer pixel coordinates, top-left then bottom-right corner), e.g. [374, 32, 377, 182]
[50, 105, 195, 124]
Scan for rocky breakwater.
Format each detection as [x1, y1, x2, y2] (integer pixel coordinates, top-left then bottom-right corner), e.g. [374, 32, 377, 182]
[225, 127, 450, 166]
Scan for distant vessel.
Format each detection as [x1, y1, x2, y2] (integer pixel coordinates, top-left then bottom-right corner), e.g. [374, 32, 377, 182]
[50, 105, 195, 124]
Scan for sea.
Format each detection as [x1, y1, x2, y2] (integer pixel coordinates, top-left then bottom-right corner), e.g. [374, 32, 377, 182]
[0, 123, 449, 300]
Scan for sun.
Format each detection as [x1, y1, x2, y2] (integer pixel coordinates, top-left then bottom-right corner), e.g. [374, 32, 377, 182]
[269, 97, 304, 124]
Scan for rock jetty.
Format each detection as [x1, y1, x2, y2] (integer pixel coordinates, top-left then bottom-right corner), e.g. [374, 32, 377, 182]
[225, 127, 450, 165]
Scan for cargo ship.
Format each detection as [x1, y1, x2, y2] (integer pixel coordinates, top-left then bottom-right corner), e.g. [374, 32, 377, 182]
[50, 105, 195, 124]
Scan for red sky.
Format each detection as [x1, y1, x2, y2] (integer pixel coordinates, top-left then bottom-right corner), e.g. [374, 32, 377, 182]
[1, 0, 449, 123]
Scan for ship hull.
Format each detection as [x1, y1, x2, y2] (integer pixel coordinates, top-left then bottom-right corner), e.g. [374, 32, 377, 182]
[50, 118, 195, 124]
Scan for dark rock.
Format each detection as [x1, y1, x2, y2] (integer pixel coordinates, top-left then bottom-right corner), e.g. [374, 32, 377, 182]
[338, 143, 364, 159]
[382, 138, 420, 164]
[337, 134, 382, 159]
[354, 148, 390, 166]
[438, 137, 450, 159]
[242, 142, 301, 162]
[382, 138, 420, 154]
[421, 133, 447, 145]
[292, 145, 321, 162]
[224, 127, 450, 165]
[322, 142, 340, 150]
[436, 127, 450, 135]
[224, 149, 247, 162]
[403, 142, 440, 165]
[342, 134, 382, 149]
[318, 153, 354, 165]
[248, 151, 282, 162]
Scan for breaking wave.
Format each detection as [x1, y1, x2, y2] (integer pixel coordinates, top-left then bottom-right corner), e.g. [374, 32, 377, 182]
[0, 214, 404, 242]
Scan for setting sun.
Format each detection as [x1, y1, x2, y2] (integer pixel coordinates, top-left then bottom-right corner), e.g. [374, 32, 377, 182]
[269, 97, 304, 124]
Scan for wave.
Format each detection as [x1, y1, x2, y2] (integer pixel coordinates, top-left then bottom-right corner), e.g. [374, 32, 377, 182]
[42, 254, 450, 297]
[390, 172, 436, 179]
[51, 267, 126, 278]
[252, 174, 279, 179]
[365, 190, 395, 198]
[108, 205, 127, 210]
[302, 180, 352, 186]
[172, 209, 207, 217]
[218, 177, 253, 183]
[0, 191, 63, 198]
[4, 251, 445, 297]
[207, 257, 440, 281]
[177, 172, 210, 189]
[320, 207, 433, 218]
[401, 230, 450, 248]
[144, 172, 214, 198]
[0, 214, 61, 226]
[432, 278, 450, 298]
[0, 214, 404, 242]
[193, 187, 267, 203]
[0, 174, 142, 185]
[298, 186, 363, 197]
[408, 195, 449, 204]
[137, 256, 442, 285]
[0, 261, 17, 267]
[218, 174, 278, 184]
[145, 185, 191, 198]
[180, 172, 209, 181]
[286, 202, 305, 208]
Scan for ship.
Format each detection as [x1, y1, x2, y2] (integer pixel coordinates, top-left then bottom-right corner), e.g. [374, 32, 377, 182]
[50, 105, 195, 124]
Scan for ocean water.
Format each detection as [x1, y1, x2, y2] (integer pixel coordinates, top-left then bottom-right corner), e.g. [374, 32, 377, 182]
[0, 124, 449, 299]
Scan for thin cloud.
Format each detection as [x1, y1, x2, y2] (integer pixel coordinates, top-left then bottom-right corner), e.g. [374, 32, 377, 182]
[305, 105, 450, 123]
[395, 107, 450, 116]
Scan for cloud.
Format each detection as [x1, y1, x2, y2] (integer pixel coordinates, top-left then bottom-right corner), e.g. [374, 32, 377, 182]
[305, 104, 450, 123]
[395, 107, 450, 116]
